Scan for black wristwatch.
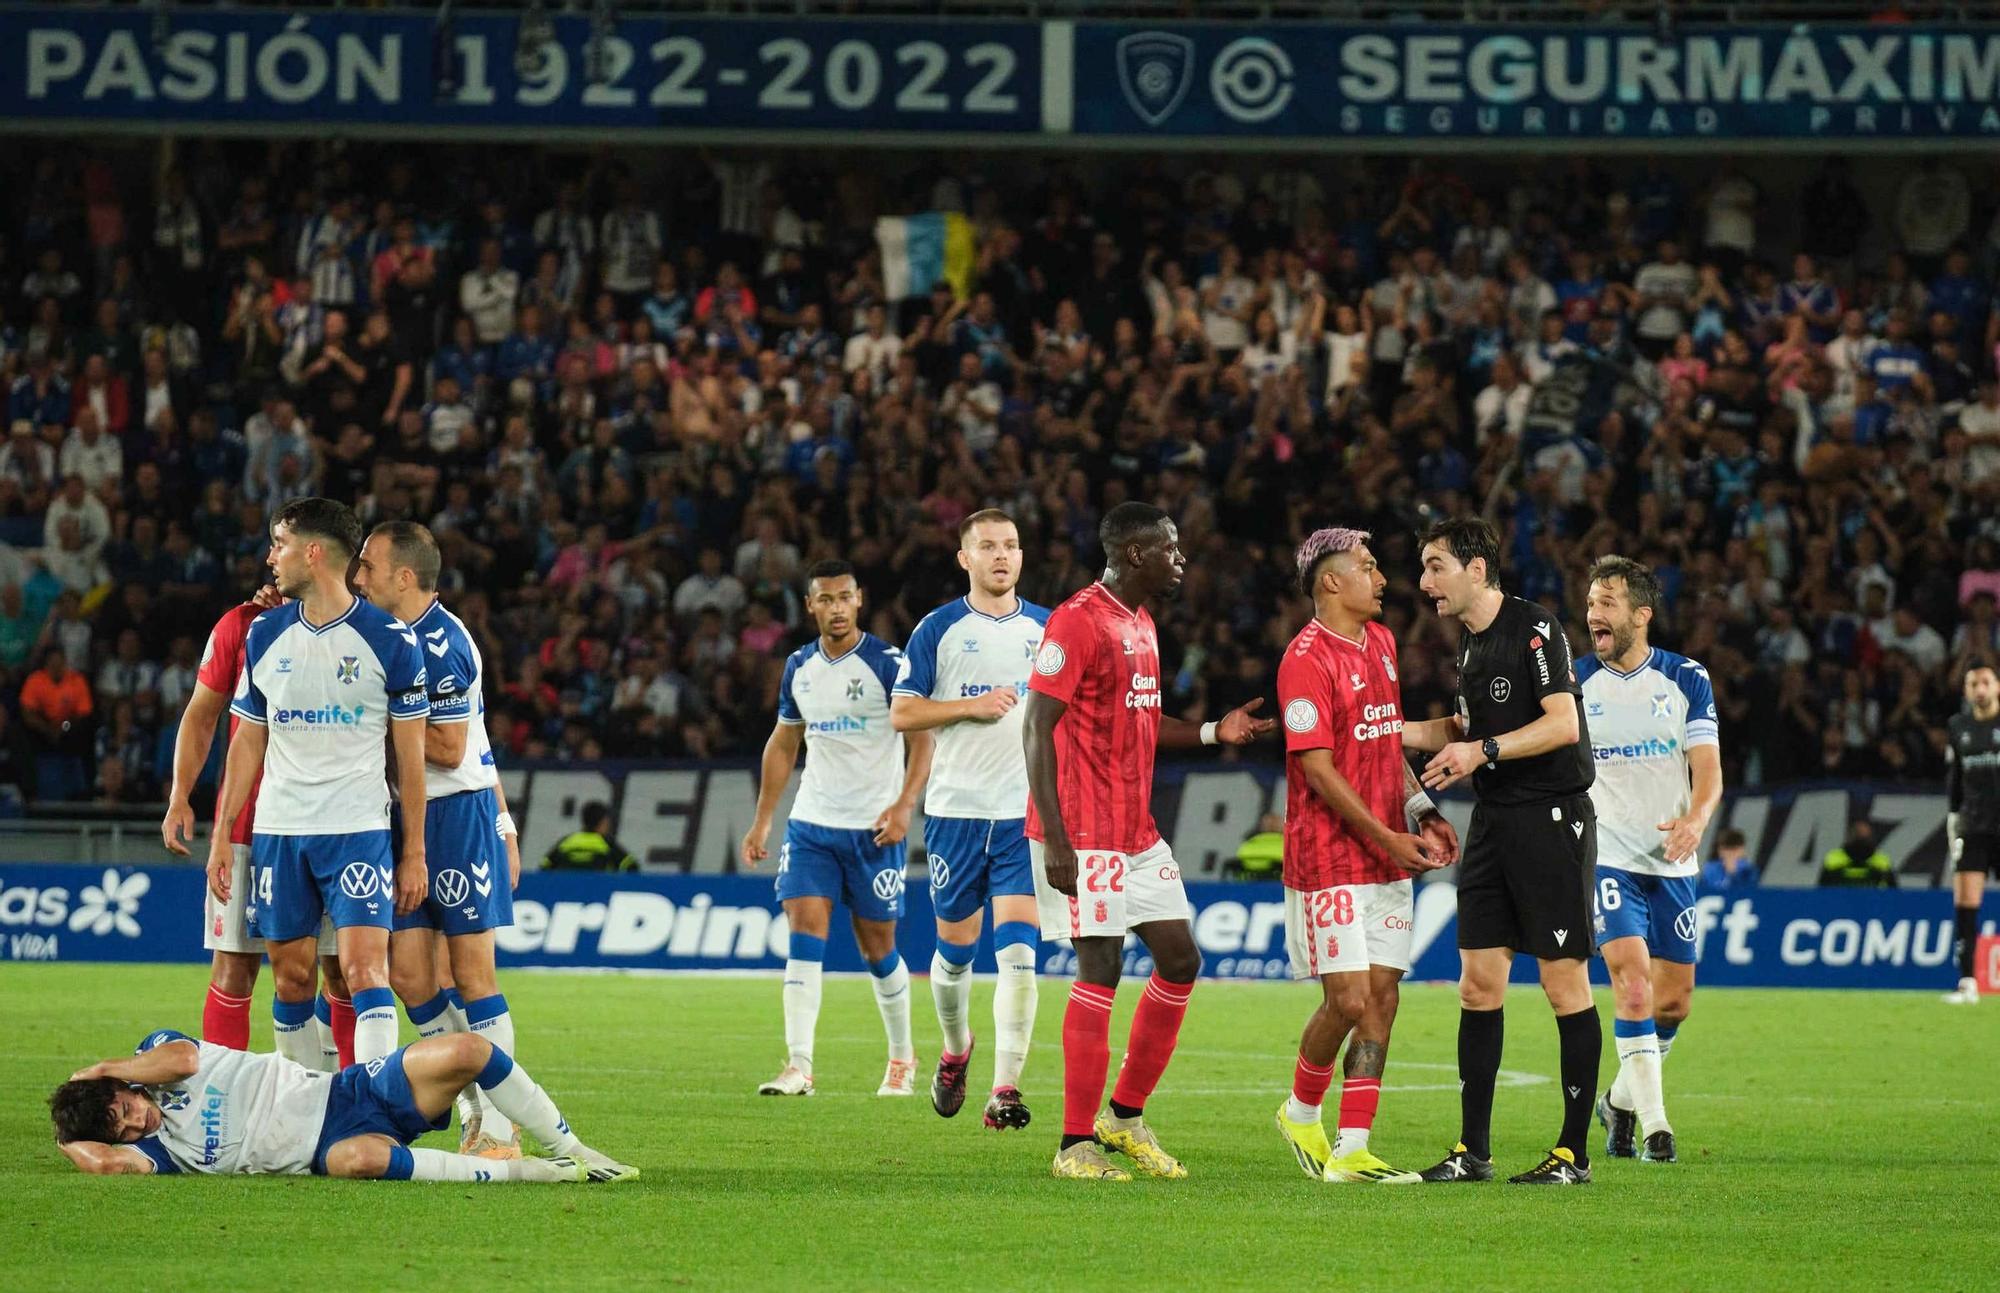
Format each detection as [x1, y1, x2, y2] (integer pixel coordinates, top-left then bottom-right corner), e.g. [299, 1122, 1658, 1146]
[1481, 737, 1501, 765]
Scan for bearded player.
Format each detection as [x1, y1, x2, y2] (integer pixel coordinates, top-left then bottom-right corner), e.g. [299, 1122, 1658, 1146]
[163, 578, 351, 1066]
[1273, 528, 1459, 1184]
[1025, 501, 1274, 1182]
[891, 509, 1049, 1129]
[1579, 556, 1720, 1164]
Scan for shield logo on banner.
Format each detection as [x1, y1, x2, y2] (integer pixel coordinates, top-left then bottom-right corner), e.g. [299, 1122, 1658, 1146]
[1116, 32, 1194, 127]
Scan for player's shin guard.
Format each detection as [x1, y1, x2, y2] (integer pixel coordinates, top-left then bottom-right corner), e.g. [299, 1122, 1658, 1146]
[203, 986, 252, 1051]
[352, 987, 399, 1064]
[1109, 974, 1192, 1116]
[931, 940, 976, 1059]
[407, 991, 453, 1041]
[1333, 1075, 1382, 1158]
[273, 997, 319, 1069]
[1556, 1007, 1603, 1162]
[1061, 982, 1116, 1140]
[465, 994, 516, 1124]
[312, 994, 339, 1071]
[1457, 1007, 1504, 1160]
[784, 934, 826, 1074]
[328, 993, 356, 1069]
[869, 952, 915, 1062]
[1613, 1017, 1668, 1137]
[992, 922, 1038, 1091]
[472, 1045, 581, 1156]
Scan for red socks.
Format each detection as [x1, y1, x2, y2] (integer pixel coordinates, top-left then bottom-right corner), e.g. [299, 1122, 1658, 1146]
[1338, 1075, 1382, 1134]
[1292, 1055, 1336, 1108]
[1110, 974, 1193, 1113]
[1061, 983, 1115, 1136]
[327, 994, 357, 1069]
[202, 985, 252, 1050]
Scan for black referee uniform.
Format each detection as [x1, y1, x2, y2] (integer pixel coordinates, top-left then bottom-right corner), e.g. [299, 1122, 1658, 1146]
[1946, 710, 2000, 983]
[1453, 596, 1597, 960]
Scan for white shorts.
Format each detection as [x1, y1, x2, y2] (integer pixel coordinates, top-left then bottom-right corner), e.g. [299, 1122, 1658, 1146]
[1030, 838, 1189, 942]
[1284, 880, 1415, 980]
[203, 844, 335, 955]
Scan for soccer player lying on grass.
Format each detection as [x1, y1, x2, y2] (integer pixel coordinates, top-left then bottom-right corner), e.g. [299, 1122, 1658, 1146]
[49, 1028, 636, 1184]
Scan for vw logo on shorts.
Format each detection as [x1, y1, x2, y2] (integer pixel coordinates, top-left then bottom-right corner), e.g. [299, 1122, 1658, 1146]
[1674, 907, 1699, 943]
[873, 868, 906, 901]
[434, 868, 470, 906]
[339, 862, 379, 899]
[927, 854, 951, 890]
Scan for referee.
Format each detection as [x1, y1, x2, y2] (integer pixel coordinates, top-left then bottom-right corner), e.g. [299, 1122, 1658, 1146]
[1944, 663, 2000, 1004]
[1402, 517, 1601, 1186]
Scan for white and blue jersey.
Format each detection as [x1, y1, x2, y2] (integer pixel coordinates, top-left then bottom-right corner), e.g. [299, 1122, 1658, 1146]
[894, 596, 1048, 820]
[128, 1029, 333, 1176]
[894, 596, 1048, 921]
[1578, 647, 1718, 878]
[775, 633, 907, 920]
[230, 598, 429, 834]
[777, 633, 905, 830]
[231, 597, 427, 939]
[1579, 647, 1718, 963]
[395, 597, 510, 936]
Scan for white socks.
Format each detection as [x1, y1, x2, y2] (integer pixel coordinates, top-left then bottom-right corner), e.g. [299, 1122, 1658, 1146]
[869, 953, 915, 1063]
[1284, 1096, 1321, 1125]
[401, 1147, 572, 1182]
[783, 935, 826, 1075]
[1332, 1126, 1370, 1158]
[313, 995, 340, 1072]
[464, 994, 516, 1125]
[273, 998, 320, 1069]
[351, 987, 399, 1064]
[477, 1053, 582, 1157]
[1613, 1018, 1670, 1136]
[932, 943, 975, 1058]
[991, 933, 1038, 1091]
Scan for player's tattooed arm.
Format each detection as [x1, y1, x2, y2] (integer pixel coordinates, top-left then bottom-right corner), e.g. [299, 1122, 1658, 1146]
[1343, 1039, 1387, 1079]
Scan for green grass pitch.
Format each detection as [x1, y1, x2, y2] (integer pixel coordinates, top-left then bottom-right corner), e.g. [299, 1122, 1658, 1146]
[4, 962, 1995, 1291]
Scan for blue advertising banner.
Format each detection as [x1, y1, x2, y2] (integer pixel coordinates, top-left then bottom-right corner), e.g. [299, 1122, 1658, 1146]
[3, 863, 1988, 992]
[0, 6, 1042, 135]
[1075, 23, 2000, 142]
[5, 7, 1998, 144]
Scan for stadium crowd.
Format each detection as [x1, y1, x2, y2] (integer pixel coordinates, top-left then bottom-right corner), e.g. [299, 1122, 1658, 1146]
[1, 142, 1997, 811]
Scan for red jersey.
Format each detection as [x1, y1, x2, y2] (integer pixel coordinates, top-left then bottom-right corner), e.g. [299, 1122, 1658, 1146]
[196, 603, 264, 845]
[1024, 583, 1163, 854]
[1277, 617, 1409, 889]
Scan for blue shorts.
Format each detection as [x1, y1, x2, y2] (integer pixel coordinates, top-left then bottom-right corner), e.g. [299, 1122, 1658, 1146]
[250, 830, 395, 942]
[392, 789, 514, 935]
[1593, 866, 1699, 964]
[311, 1047, 448, 1174]
[924, 815, 1032, 923]
[775, 820, 906, 922]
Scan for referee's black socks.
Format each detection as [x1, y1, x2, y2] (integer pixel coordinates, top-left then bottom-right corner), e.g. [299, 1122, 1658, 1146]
[1457, 1006, 1504, 1160]
[1956, 905, 1981, 980]
[1556, 1007, 1602, 1163]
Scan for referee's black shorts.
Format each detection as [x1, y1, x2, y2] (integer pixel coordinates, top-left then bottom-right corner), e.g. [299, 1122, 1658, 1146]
[1957, 833, 2000, 878]
[1456, 792, 1597, 961]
